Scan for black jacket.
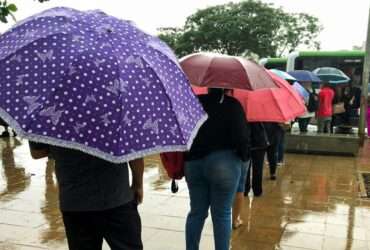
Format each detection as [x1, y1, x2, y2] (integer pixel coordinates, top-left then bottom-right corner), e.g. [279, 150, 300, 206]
[250, 122, 282, 150]
[186, 93, 251, 161]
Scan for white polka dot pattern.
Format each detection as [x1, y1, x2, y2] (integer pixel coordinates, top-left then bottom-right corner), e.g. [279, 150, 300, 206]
[0, 7, 207, 163]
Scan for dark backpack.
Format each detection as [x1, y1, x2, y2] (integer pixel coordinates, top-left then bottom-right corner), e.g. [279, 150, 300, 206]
[307, 92, 318, 112]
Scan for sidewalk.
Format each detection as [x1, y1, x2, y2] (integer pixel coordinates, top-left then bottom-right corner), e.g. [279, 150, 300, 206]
[0, 137, 370, 249]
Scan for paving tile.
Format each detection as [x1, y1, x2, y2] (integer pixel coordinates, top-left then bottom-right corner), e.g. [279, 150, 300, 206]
[322, 237, 368, 250]
[280, 232, 324, 250]
[285, 222, 326, 235]
[277, 246, 315, 250]
[231, 240, 273, 250]
[0, 242, 47, 250]
[325, 224, 366, 240]
[144, 229, 213, 250]
[0, 138, 369, 249]
[235, 227, 284, 244]
[0, 209, 46, 228]
[0, 224, 46, 247]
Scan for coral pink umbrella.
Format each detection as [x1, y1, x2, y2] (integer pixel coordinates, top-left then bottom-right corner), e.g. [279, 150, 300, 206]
[180, 53, 278, 90]
[191, 71, 306, 122]
[232, 71, 306, 122]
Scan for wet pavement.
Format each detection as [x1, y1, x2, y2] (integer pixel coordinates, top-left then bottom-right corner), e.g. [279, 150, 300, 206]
[1, 137, 370, 250]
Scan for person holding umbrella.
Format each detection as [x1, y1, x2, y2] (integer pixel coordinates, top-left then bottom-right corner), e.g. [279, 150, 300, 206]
[288, 70, 322, 133]
[181, 53, 305, 249]
[184, 88, 250, 250]
[268, 69, 304, 163]
[297, 82, 318, 133]
[29, 143, 145, 250]
[0, 8, 209, 250]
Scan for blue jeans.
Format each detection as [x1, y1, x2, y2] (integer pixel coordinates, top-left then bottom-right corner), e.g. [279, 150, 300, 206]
[185, 150, 242, 250]
[237, 160, 250, 192]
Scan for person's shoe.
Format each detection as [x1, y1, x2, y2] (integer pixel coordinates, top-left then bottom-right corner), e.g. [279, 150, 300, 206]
[232, 218, 244, 230]
[0, 131, 10, 137]
[253, 190, 263, 197]
[277, 161, 284, 166]
[244, 188, 250, 197]
[270, 175, 277, 180]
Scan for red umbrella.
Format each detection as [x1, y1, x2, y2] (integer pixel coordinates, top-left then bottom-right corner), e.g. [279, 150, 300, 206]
[232, 71, 306, 122]
[191, 71, 306, 122]
[180, 53, 277, 90]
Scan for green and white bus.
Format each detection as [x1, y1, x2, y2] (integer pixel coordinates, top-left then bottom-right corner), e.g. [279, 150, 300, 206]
[259, 57, 287, 71]
[286, 50, 369, 131]
[286, 50, 366, 86]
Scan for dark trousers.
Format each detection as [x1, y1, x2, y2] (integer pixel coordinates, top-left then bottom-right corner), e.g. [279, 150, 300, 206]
[62, 200, 143, 250]
[245, 146, 277, 195]
[245, 149, 265, 195]
[276, 130, 285, 163]
[267, 144, 277, 176]
[298, 118, 310, 132]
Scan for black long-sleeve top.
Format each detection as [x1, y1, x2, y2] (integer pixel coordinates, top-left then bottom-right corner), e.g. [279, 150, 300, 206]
[185, 93, 250, 161]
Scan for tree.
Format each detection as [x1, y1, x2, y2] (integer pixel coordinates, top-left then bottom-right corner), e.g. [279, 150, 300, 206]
[0, 0, 51, 23]
[158, 0, 322, 58]
[273, 13, 322, 56]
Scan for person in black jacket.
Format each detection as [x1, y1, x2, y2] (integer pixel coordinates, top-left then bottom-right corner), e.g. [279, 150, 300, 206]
[245, 122, 282, 197]
[29, 143, 144, 250]
[184, 88, 250, 250]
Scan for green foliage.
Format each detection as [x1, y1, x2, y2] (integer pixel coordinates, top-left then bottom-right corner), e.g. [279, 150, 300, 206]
[0, 0, 51, 23]
[158, 0, 322, 58]
[273, 12, 322, 56]
[7, 3, 17, 12]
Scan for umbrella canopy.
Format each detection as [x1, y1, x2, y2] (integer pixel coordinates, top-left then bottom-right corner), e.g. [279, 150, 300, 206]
[0, 7, 207, 163]
[269, 69, 308, 103]
[269, 69, 296, 83]
[292, 82, 310, 103]
[288, 70, 322, 83]
[232, 71, 306, 122]
[193, 72, 306, 122]
[312, 67, 350, 85]
[180, 53, 278, 90]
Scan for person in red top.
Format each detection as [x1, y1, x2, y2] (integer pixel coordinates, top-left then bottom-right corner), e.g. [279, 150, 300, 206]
[317, 82, 335, 133]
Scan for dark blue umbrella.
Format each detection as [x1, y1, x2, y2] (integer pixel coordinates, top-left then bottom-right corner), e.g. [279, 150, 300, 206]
[288, 70, 322, 83]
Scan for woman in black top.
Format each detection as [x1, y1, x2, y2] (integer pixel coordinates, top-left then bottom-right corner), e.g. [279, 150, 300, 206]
[184, 88, 250, 250]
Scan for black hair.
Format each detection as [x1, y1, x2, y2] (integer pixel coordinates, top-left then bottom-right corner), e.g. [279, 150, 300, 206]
[208, 88, 225, 103]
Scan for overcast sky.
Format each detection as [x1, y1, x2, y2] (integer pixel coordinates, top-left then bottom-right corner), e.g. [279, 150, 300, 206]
[2, 0, 369, 51]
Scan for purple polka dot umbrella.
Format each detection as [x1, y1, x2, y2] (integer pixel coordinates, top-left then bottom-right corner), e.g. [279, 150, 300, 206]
[0, 7, 207, 163]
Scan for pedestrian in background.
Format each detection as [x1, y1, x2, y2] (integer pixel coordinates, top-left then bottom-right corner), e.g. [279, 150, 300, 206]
[297, 83, 318, 133]
[317, 82, 335, 133]
[245, 122, 280, 197]
[276, 122, 290, 166]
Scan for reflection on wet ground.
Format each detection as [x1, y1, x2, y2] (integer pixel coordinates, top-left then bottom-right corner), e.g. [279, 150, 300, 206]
[1, 137, 370, 249]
